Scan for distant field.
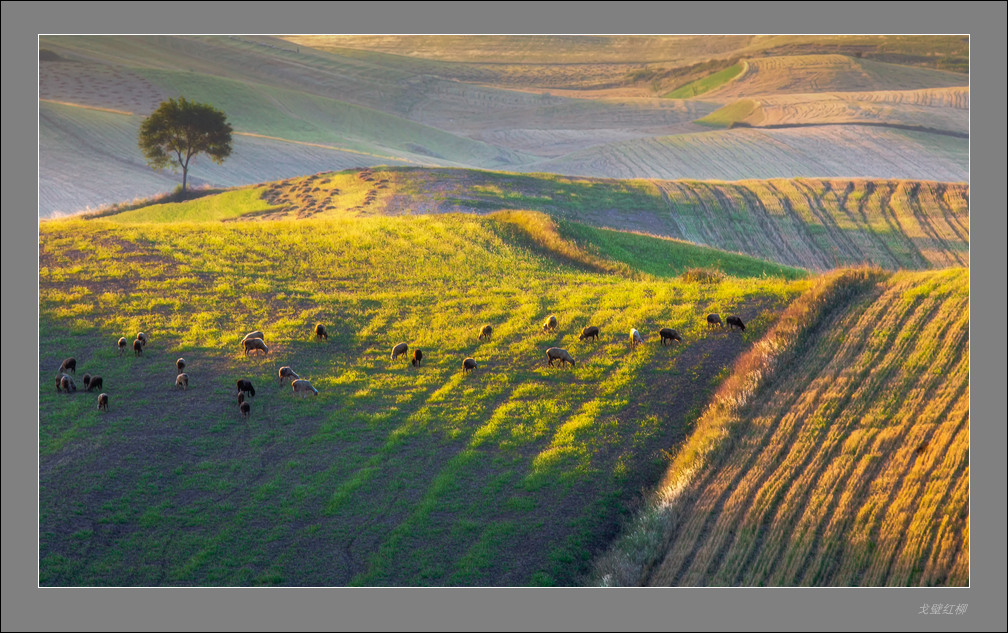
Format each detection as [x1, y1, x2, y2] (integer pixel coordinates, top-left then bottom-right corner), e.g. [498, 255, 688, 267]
[529, 124, 968, 184]
[699, 55, 968, 101]
[593, 267, 969, 586]
[39, 213, 804, 586]
[698, 87, 968, 136]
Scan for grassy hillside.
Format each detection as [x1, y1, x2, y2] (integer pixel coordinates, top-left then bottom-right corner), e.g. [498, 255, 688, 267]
[39, 212, 806, 586]
[109, 168, 966, 273]
[592, 267, 968, 586]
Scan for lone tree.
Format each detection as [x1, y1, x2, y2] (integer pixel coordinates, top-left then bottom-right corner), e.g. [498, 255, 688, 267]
[138, 97, 233, 194]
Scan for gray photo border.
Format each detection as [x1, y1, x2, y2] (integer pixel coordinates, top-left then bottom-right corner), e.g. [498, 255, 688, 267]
[5, 2, 1005, 631]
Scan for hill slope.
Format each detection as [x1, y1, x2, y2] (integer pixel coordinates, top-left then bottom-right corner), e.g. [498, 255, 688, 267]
[101, 168, 967, 273]
[39, 212, 805, 586]
[592, 267, 969, 586]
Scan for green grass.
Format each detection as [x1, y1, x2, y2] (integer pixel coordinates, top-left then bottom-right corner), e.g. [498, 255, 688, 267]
[695, 99, 759, 127]
[664, 63, 744, 98]
[39, 212, 806, 586]
[107, 187, 277, 223]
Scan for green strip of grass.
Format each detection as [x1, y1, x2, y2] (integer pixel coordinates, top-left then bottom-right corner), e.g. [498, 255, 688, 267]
[665, 63, 744, 98]
[695, 99, 759, 128]
[105, 188, 275, 223]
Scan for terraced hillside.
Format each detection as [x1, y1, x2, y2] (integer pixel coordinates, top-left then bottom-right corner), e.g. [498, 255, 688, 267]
[118, 168, 966, 272]
[592, 268, 969, 586]
[39, 210, 806, 586]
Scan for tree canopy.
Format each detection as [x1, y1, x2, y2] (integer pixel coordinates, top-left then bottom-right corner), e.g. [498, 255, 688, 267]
[138, 97, 233, 193]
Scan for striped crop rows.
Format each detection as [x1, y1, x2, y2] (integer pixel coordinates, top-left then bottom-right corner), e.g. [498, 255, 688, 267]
[642, 267, 968, 586]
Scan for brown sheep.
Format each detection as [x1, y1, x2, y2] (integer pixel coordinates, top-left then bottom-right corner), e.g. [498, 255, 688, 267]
[117, 337, 127, 355]
[59, 374, 76, 393]
[59, 358, 76, 374]
[726, 315, 746, 331]
[133, 339, 144, 356]
[175, 373, 189, 390]
[391, 342, 408, 360]
[176, 358, 186, 374]
[97, 393, 109, 411]
[240, 401, 251, 418]
[241, 330, 264, 342]
[412, 349, 423, 367]
[243, 337, 269, 356]
[278, 366, 300, 382]
[543, 315, 558, 332]
[237, 391, 245, 406]
[237, 379, 256, 398]
[630, 328, 643, 348]
[462, 357, 477, 374]
[86, 376, 103, 392]
[579, 326, 599, 341]
[315, 323, 328, 340]
[659, 328, 682, 346]
[292, 379, 319, 397]
[706, 313, 723, 329]
[546, 347, 575, 367]
[55, 373, 68, 393]
[82, 373, 92, 389]
[137, 332, 148, 347]
[479, 325, 493, 340]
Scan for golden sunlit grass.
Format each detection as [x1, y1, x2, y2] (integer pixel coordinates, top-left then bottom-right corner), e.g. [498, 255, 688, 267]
[39, 212, 806, 586]
[592, 267, 968, 586]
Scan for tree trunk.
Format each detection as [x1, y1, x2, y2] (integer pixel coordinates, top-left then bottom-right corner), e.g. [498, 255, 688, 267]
[181, 166, 188, 193]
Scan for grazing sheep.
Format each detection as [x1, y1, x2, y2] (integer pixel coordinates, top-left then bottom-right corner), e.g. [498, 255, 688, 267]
[391, 342, 408, 360]
[240, 401, 251, 418]
[292, 379, 319, 397]
[278, 366, 300, 382]
[659, 328, 683, 346]
[243, 337, 269, 356]
[315, 323, 328, 340]
[237, 379, 256, 398]
[462, 357, 477, 374]
[86, 376, 103, 392]
[97, 393, 109, 411]
[630, 328, 643, 348]
[133, 339, 144, 356]
[59, 374, 76, 393]
[726, 315, 746, 331]
[175, 373, 189, 390]
[176, 358, 186, 374]
[412, 349, 423, 367]
[137, 332, 148, 347]
[707, 314, 723, 329]
[543, 315, 558, 332]
[55, 373, 68, 393]
[59, 358, 76, 374]
[546, 347, 575, 367]
[579, 326, 600, 341]
[117, 337, 127, 355]
[82, 373, 92, 389]
[241, 330, 264, 342]
[238, 391, 245, 406]
[479, 325, 493, 340]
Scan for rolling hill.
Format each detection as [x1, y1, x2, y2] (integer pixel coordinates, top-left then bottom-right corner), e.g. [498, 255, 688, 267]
[38, 35, 968, 217]
[96, 167, 966, 273]
[592, 267, 969, 586]
[39, 207, 806, 586]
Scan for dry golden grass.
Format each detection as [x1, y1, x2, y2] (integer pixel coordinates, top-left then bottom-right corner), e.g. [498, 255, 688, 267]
[593, 267, 968, 586]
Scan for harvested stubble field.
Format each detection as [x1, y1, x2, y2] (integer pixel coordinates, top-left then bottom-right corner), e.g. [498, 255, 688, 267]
[592, 267, 968, 586]
[39, 209, 806, 586]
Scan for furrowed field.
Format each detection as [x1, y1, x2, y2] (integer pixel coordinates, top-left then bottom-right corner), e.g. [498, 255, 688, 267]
[593, 267, 968, 586]
[39, 211, 806, 586]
